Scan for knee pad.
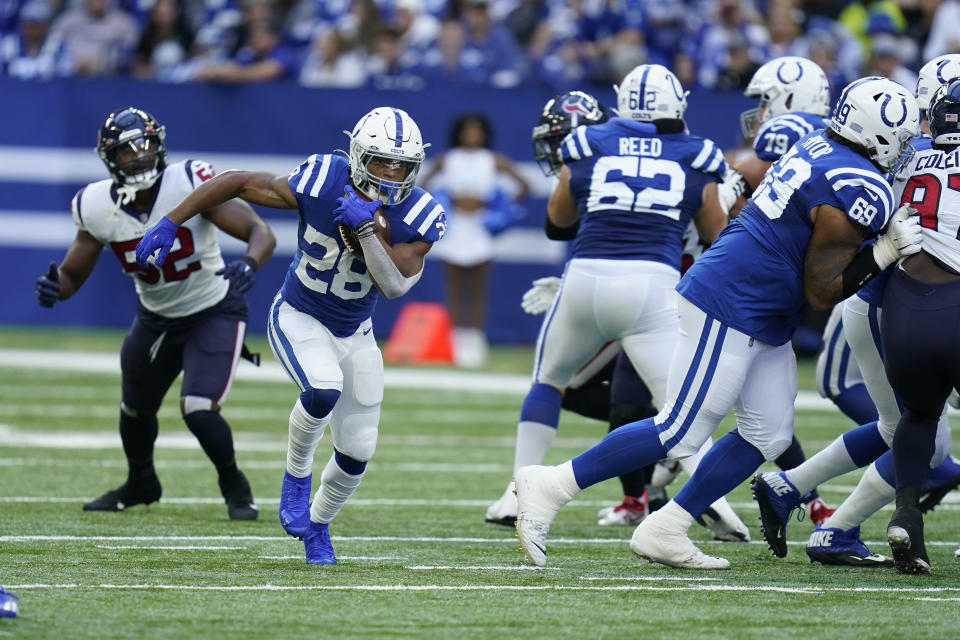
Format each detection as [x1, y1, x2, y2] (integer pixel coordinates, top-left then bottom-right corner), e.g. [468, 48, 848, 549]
[182, 395, 216, 416]
[348, 348, 384, 407]
[334, 449, 367, 475]
[300, 388, 341, 419]
[330, 412, 379, 462]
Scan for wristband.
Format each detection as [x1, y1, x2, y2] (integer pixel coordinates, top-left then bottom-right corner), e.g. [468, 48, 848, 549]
[545, 218, 579, 240]
[355, 219, 379, 240]
[841, 246, 882, 299]
[241, 256, 259, 272]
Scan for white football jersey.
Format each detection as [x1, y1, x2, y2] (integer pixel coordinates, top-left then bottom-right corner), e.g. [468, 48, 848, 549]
[71, 159, 228, 317]
[898, 145, 960, 274]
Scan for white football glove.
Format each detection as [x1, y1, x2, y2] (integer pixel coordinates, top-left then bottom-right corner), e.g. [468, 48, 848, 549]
[716, 167, 749, 214]
[873, 205, 922, 270]
[521, 276, 561, 315]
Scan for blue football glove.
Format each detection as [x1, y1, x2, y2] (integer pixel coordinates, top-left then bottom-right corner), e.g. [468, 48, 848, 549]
[36, 261, 60, 307]
[334, 185, 381, 229]
[216, 257, 258, 294]
[136, 216, 179, 267]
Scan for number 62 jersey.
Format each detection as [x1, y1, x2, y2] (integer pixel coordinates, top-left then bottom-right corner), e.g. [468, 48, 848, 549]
[71, 159, 230, 317]
[678, 131, 895, 346]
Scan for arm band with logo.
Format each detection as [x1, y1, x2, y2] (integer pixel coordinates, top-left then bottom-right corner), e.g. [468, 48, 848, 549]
[841, 246, 883, 299]
[545, 218, 579, 240]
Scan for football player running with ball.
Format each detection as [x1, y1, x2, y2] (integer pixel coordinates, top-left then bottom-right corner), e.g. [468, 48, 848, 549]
[35, 107, 276, 520]
[514, 77, 923, 570]
[136, 107, 446, 565]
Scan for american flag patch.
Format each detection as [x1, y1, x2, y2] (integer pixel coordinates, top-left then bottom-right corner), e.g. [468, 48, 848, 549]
[947, 113, 959, 122]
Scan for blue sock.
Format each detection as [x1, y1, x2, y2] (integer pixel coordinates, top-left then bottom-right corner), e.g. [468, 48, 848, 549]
[841, 421, 888, 467]
[831, 384, 879, 426]
[334, 449, 367, 475]
[519, 383, 562, 428]
[675, 429, 765, 518]
[571, 417, 666, 490]
[875, 450, 896, 488]
[922, 456, 960, 491]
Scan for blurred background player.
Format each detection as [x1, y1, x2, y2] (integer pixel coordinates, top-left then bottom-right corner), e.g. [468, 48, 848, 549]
[514, 77, 923, 570]
[34, 107, 275, 520]
[135, 106, 446, 565]
[421, 112, 530, 368]
[754, 56, 960, 566]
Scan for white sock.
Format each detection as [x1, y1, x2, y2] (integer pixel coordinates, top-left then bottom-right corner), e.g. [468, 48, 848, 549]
[783, 434, 857, 495]
[310, 454, 364, 524]
[553, 460, 582, 499]
[514, 421, 557, 471]
[286, 398, 330, 478]
[823, 463, 894, 532]
[655, 499, 695, 531]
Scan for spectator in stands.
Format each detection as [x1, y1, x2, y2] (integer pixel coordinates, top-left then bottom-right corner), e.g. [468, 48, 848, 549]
[336, 0, 385, 52]
[922, 0, 960, 61]
[694, 0, 769, 89]
[803, 26, 853, 94]
[299, 26, 367, 87]
[194, 18, 297, 82]
[47, 0, 138, 75]
[366, 24, 423, 89]
[765, 0, 802, 59]
[712, 32, 760, 91]
[1, 0, 27, 35]
[1, 0, 71, 79]
[421, 112, 530, 368]
[414, 18, 480, 85]
[392, 0, 439, 52]
[133, 0, 194, 80]
[460, 0, 524, 87]
[866, 32, 917, 90]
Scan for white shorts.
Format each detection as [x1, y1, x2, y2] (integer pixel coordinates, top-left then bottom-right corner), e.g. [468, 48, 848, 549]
[843, 294, 951, 466]
[428, 208, 494, 267]
[656, 297, 797, 461]
[815, 303, 865, 398]
[533, 258, 680, 408]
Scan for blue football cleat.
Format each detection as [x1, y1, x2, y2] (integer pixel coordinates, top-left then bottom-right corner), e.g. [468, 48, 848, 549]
[278, 471, 312, 539]
[919, 456, 960, 513]
[751, 472, 802, 558]
[806, 525, 893, 567]
[304, 521, 337, 565]
[0, 585, 19, 618]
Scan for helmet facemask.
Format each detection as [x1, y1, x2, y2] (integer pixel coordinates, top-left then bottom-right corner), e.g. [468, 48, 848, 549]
[109, 135, 162, 189]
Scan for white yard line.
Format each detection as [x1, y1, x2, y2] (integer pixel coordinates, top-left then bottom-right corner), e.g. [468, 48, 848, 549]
[405, 565, 562, 571]
[96, 545, 247, 551]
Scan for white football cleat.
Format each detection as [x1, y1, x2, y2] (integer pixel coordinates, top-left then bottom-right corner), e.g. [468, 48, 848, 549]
[485, 481, 518, 526]
[697, 499, 751, 542]
[630, 510, 731, 570]
[514, 465, 576, 567]
[597, 495, 648, 526]
[650, 459, 681, 488]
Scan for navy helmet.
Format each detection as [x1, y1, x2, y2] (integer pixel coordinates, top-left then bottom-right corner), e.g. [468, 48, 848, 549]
[532, 91, 608, 176]
[929, 78, 960, 149]
[96, 107, 168, 188]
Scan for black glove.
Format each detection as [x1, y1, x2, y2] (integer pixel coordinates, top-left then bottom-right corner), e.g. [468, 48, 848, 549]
[216, 257, 258, 294]
[36, 262, 60, 307]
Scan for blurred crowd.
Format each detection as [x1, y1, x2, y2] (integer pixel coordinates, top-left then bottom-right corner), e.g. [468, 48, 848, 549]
[1, 0, 958, 92]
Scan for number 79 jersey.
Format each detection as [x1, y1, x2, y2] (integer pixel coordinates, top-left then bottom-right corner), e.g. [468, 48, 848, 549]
[280, 154, 445, 337]
[678, 131, 895, 345]
[561, 117, 726, 268]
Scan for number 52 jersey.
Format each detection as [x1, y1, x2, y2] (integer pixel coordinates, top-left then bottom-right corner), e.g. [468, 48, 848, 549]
[678, 131, 895, 346]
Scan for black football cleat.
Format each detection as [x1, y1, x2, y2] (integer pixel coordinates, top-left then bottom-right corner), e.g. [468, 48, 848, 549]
[83, 475, 162, 512]
[887, 503, 930, 575]
[219, 469, 259, 521]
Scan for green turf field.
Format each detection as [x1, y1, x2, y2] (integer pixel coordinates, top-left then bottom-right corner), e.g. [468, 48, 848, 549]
[0, 327, 957, 640]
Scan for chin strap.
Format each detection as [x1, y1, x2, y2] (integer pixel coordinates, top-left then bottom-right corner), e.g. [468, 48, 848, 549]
[116, 183, 140, 206]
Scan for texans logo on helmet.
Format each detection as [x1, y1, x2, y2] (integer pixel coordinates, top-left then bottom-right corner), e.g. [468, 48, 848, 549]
[562, 96, 592, 115]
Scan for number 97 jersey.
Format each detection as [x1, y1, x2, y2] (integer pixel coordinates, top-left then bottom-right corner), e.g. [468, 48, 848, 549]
[678, 131, 894, 346]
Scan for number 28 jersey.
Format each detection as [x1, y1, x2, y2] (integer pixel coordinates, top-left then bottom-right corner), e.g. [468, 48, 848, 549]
[678, 132, 894, 345]
[560, 117, 727, 268]
[281, 154, 446, 337]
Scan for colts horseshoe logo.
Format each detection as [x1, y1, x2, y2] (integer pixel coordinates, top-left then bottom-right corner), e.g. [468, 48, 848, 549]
[776, 60, 803, 84]
[879, 94, 908, 128]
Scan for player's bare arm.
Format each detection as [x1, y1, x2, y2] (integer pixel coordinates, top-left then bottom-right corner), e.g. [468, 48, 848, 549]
[546, 166, 579, 230]
[167, 170, 297, 226]
[202, 199, 277, 268]
[693, 182, 728, 243]
[735, 154, 772, 191]
[803, 204, 865, 309]
[55, 230, 105, 300]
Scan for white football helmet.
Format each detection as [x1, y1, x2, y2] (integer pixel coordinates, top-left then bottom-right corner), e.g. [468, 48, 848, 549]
[830, 76, 921, 171]
[615, 64, 688, 122]
[916, 54, 960, 111]
[345, 107, 427, 205]
[740, 56, 830, 138]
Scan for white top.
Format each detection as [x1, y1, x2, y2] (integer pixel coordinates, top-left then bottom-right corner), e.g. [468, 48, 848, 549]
[437, 148, 498, 200]
[897, 145, 960, 274]
[71, 159, 229, 317]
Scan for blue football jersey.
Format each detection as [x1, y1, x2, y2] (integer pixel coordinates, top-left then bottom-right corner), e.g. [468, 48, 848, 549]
[753, 112, 829, 162]
[279, 154, 445, 337]
[678, 131, 895, 345]
[560, 117, 726, 268]
[857, 135, 933, 307]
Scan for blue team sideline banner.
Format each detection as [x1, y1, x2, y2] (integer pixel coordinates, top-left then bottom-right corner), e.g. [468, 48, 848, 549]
[0, 78, 750, 342]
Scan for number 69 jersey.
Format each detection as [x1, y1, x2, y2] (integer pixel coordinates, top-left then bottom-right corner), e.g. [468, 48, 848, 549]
[281, 154, 445, 337]
[561, 117, 727, 268]
[678, 131, 895, 346]
[899, 142, 960, 273]
[71, 159, 230, 317]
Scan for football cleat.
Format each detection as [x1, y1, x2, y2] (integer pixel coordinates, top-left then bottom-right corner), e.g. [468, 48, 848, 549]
[597, 494, 648, 526]
[650, 459, 681, 488]
[918, 456, 960, 513]
[83, 474, 162, 512]
[303, 520, 337, 565]
[485, 481, 518, 526]
[0, 585, 19, 618]
[514, 465, 576, 567]
[887, 505, 930, 574]
[696, 503, 750, 542]
[807, 497, 835, 526]
[218, 469, 259, 521]
[279, 470, 312, 538]
[630, 510, 730, 570]
[805, 525, 893, 567]
[752, 471, 802, 558]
